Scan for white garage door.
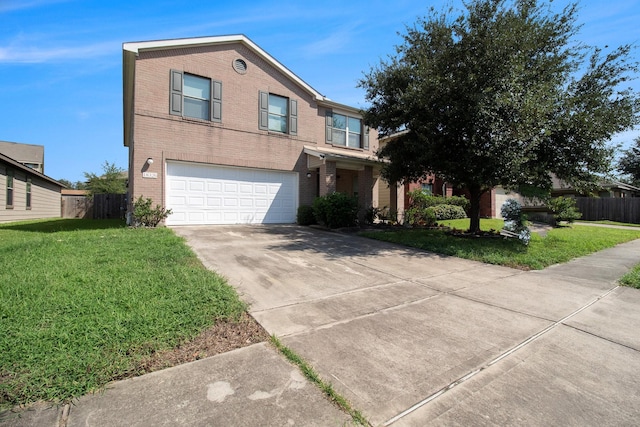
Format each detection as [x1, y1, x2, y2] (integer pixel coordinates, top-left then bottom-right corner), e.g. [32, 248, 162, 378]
[166, 161, 298, 225]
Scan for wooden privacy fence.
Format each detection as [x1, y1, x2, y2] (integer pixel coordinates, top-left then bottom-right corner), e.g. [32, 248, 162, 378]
[575, 197, 640, 224]
[61, 193, 127, 220]
[92, 193, 127, 220]
[61, 195, 92, 219]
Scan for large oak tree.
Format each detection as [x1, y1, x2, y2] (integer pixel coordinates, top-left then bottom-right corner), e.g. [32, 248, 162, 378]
[360, 0, 638, 232]
[618, 137, 640, 186]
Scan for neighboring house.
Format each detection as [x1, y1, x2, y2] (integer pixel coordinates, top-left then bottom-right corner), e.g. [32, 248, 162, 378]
[0, 152, 64, 223]
[123, 35, 382, 226]
[550, 176, 640, 198]
[0, 140, 45, 173]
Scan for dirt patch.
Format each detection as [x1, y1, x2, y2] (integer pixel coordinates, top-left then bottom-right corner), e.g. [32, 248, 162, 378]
[135, 312, 270, 375]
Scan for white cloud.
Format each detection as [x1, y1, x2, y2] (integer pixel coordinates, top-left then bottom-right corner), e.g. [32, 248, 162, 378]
[300, 21, 364, 57]
[0, 40, 116, 63]
[0, 0, 72, 13]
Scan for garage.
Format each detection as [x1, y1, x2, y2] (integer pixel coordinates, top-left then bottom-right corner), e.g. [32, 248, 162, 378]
[165, 161, 298, 225]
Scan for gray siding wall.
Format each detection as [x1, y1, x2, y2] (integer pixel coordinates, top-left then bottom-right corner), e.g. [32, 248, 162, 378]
[0, 162, 61, 223]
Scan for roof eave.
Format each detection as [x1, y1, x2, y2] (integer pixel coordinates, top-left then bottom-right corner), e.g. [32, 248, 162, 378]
[0, 153, 65, 188]
[122, 34, 328, 105]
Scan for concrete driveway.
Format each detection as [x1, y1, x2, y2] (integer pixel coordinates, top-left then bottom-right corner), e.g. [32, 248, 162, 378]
[174, 225, 640, 426]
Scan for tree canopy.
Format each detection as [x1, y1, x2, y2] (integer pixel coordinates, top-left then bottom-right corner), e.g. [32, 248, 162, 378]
[57, 179, 87, 190]
[360, 0, 639, 231]
[83, 161, 127, 196]
[618, 137, 640, 186]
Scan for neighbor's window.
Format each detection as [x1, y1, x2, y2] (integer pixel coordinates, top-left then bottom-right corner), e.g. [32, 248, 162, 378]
[26, 178, 32, 209]
[259, 91, 298, 135]
[421, 183, 433, 194]
[326, 111, 367, 149]
[6, 170, 14, 208]
[23, 162, 41, 172]
[170, 70, 222, 122]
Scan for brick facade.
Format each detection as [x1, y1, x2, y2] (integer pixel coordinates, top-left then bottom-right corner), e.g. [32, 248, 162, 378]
[124, 36, 380, 224]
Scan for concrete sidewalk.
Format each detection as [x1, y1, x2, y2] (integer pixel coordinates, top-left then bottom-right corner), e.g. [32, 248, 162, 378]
[1, 343, 351, 427]
[3, 225, 640, 426]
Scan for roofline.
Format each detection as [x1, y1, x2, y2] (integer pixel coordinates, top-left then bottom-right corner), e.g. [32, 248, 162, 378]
[0, 152, 65, 188]
[379, 130, 409, 143]
[123, 34, 328, 101]
[303, 145, 386, 165]
[316, 99, 364, 116]
[122, 34, 369, 147]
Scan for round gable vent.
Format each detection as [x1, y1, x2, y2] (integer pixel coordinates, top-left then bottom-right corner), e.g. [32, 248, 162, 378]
[233, 58, 248, 74]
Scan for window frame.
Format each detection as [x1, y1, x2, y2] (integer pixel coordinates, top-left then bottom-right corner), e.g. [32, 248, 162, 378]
[183, 73, 211, 120]
[325, 110, 368, 150]
[268, 93, 289, 133]
[170, 70, 222, 122]
[26, 178, 32, 209]
[259, 91, 297, 135]
[421, 183, 433, 195]
[6, 169, 14, 209]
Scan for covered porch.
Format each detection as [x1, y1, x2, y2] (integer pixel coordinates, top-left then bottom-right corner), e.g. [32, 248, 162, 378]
[303, 145, 383, 210]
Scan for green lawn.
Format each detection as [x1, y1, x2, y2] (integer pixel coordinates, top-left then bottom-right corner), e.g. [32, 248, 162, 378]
[361, 218, 640, 270]
[619, 265, 640, 288]
[0, 219, 246, 408]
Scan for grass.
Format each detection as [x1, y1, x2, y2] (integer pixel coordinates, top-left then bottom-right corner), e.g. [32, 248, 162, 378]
[270, 336, 369, 426]
[0, 219, 246, 408]
[619, 265, 640, 289]
[361, 218, 640, 270]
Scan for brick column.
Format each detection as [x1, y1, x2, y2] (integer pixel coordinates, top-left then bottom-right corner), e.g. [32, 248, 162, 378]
[319, 161, 336, 196]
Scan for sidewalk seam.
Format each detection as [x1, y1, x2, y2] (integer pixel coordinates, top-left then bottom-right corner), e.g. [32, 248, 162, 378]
[382, 285, 619, 426]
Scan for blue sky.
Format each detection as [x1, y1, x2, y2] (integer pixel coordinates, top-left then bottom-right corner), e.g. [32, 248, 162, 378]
[1, 0, 638, 183]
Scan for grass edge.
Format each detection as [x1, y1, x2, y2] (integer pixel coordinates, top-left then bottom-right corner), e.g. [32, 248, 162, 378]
[270, 335, 370, 426]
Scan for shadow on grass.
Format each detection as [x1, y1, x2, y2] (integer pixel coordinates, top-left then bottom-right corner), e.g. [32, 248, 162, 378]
[0, 218, 126, 233]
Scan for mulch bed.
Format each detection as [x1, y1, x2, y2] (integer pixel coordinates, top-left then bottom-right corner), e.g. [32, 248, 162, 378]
[132, 312, 270, 376]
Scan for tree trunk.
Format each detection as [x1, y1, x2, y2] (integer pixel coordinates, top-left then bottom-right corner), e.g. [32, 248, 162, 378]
[468, 186, 484, 233]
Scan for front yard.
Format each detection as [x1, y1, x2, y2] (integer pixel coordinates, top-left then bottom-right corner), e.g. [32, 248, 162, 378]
[0, 219, 260, 409]
[2, 217, 639, 410]
[361, 219, 640, 270]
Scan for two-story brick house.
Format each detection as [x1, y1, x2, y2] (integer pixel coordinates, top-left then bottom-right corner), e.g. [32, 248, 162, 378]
[123, 35, 382, 226]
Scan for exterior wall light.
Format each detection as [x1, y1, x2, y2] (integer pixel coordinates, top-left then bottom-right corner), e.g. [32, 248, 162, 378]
[146, 158, 154, 165]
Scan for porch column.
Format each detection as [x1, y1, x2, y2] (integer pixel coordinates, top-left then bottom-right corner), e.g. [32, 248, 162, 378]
[390, 180, 398, 213]
[319, 161, 336, 196]
[358, 166, 374, 208]
[396, 183, 406, 224]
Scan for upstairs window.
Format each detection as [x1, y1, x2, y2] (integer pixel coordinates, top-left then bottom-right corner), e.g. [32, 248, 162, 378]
[170, 70, 222, 122]
[259, 91, 297, 135]
[183, 74, 211, 120]
[325, 110, 368, 149]
[6, 170, 14, 209]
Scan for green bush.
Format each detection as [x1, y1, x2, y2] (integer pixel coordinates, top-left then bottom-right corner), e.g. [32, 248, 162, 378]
[297, 205, 316, 226]
[312, 192, 358, 229]
[406, 206, 437, 226]
[405, 189, 468, 225]
[132, 196, 172, 227]
[548, 197, 582, 224]
[431, 204, 467, 220]
[407, 189, 469, 210]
